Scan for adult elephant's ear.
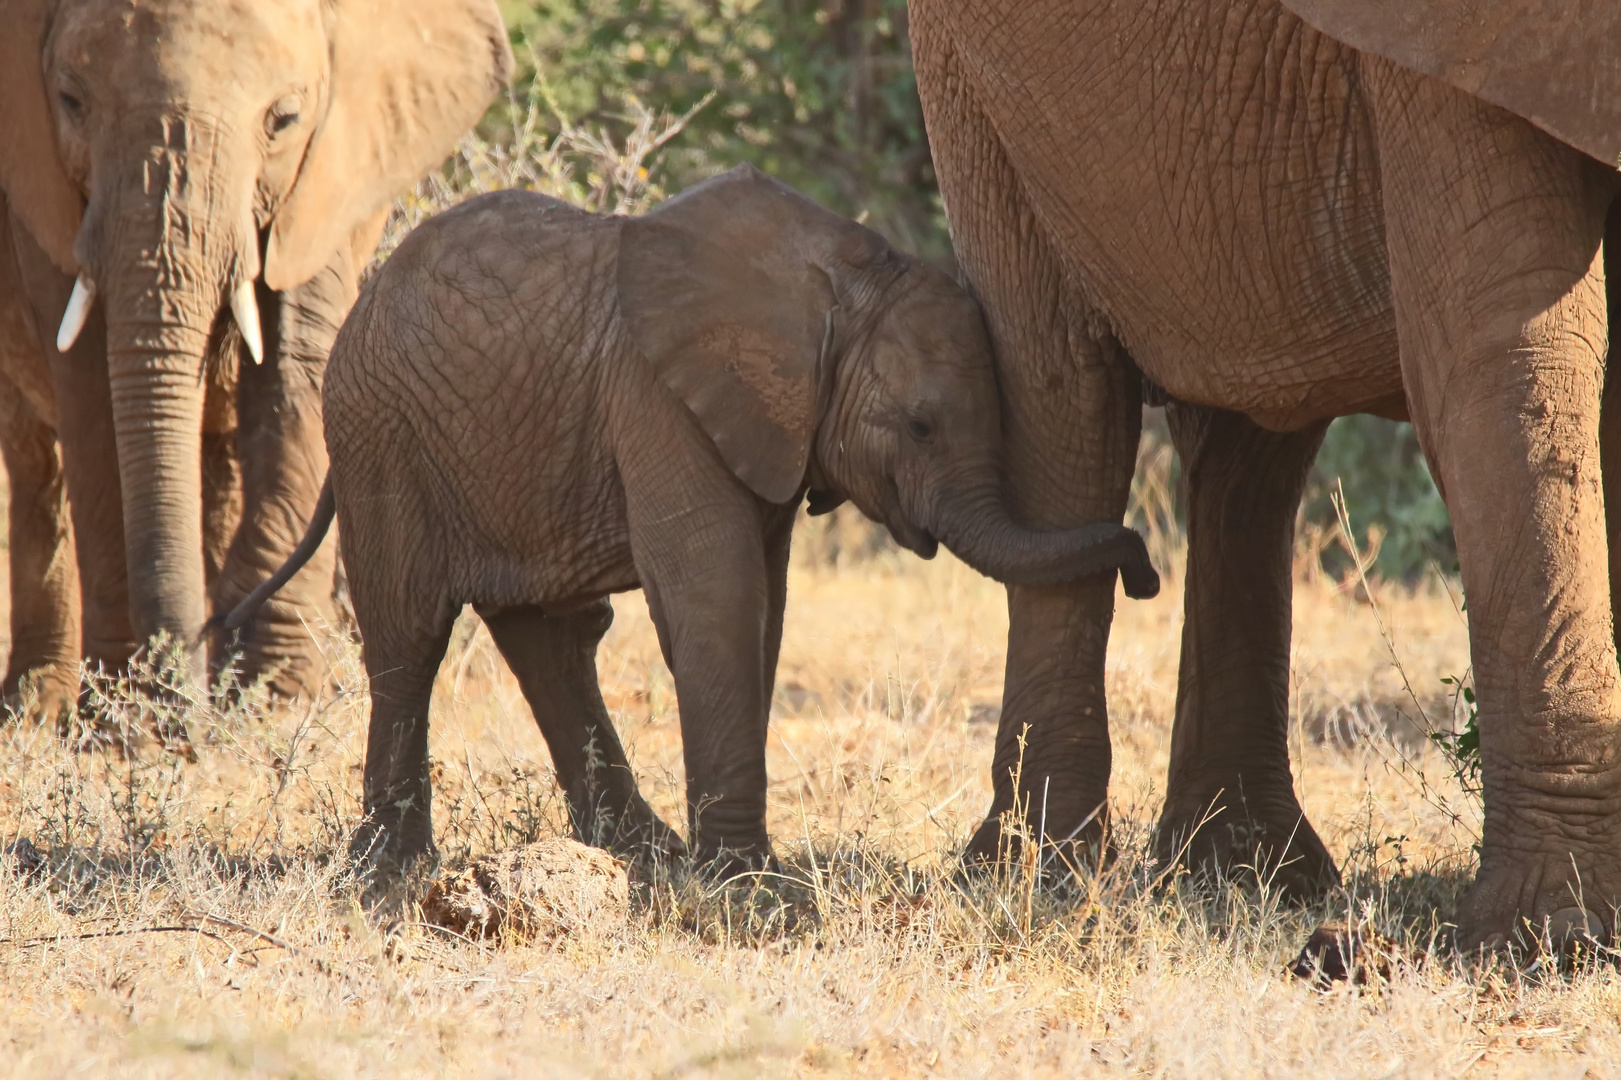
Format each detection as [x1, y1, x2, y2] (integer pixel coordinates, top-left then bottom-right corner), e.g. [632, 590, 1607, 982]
[618, 164, 892, 504]
[0, 0, 84, 274]
[262, 0, 513, 291]
[1282, 1, 1621, 168]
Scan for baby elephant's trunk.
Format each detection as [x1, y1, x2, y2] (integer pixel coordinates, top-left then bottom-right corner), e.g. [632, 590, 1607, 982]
[932, 488, 1160, 598]
[208, 475, 338, 636]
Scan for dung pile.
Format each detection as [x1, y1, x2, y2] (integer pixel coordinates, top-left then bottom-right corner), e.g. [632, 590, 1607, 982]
[421, 838, 629, 940]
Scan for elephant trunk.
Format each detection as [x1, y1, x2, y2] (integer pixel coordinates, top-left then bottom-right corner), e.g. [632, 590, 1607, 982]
[922, 471, 1160, 598]
[89, 113, 254, 684]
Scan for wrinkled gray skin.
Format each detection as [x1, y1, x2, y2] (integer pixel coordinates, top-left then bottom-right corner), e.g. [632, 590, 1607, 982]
[318, 167, 1157, 869]
[911, 0, 1621, 949]
[0, 0, 508, 712]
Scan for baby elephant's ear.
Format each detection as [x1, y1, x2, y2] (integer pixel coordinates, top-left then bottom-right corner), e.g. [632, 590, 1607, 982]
[618, 165, 881, 504]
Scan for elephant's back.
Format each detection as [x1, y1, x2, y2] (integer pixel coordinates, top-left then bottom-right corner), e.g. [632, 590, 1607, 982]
[341, 190, 618, 369]
[328, 189, 619, 418]
[324, 191, 635, 604]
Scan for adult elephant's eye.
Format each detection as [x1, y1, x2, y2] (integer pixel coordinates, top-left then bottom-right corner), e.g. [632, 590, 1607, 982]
[58, 89, 85, 117]
[266, 95, 302, 137]
[906, 416, 935, 443]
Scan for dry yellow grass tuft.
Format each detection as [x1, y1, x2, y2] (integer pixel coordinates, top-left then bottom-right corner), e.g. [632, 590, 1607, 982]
[1, 499, 1619, 1078]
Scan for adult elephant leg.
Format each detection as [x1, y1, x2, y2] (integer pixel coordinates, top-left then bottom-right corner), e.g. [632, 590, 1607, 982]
[1601, 200, 1621, 657]
[5, 209, 133, 679]
[48, 313, 134, 677]
[32, 298, 131, 677]
[912, 13, 1141, 868]
[1370, 60, 1621, 949]
[1152, 403, 1336, 900]
[0, 216, 78, 725]
[215, 246, 363, 699]
[480, 600, 684, 861]
[0, 379, 80, 726]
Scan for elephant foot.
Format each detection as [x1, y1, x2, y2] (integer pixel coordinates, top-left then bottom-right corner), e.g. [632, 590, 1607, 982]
[961, 799, 1113, 880]
[1153, 788, 1339, 903]
[1459, 844, 1621, 958]
[4, 660, 80, 731]
[695, 836, 779, 883]
[348, 810, 437, 875]
[574, 792, 688, 868]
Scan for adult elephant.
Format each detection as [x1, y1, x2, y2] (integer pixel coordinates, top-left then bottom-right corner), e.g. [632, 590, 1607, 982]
[910, 0, 1621, 948]
[0, 0, 511, 709]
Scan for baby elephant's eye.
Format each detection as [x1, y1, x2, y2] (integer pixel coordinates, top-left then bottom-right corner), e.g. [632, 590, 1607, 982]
[905, 416, 935, 443]
[58, 89, 85, 117]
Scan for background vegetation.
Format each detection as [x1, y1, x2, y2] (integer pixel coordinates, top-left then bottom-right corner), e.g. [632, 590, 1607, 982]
[497, 0, 946, 263]
[485, 0, 1454, 579]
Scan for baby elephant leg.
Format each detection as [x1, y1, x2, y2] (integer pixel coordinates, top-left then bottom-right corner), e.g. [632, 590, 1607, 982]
[480, 601, 685, 862]
[351, 596, 457, 870]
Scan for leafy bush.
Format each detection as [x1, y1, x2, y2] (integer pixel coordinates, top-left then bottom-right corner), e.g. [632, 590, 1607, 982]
[1305, 415, 1455, 581]
[497, 0, 949, 264]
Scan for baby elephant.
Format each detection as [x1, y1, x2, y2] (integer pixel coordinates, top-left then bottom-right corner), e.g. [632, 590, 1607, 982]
[225, 165, 1158, 871]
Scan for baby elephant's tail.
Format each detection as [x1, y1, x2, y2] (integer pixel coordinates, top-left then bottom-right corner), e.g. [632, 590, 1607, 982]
[204, 475, 337, 639]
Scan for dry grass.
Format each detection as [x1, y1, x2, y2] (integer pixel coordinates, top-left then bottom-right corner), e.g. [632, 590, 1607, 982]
[2, 497, 1619, 1078]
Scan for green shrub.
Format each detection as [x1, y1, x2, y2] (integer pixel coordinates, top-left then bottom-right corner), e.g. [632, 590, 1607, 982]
[1305, 415, 1455, 581]
[497, 0, 950, 264]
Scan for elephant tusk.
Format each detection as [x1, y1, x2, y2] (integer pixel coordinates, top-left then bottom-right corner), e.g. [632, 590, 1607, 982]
[56, 273, 96, 352]
[230, 278, 264, 364]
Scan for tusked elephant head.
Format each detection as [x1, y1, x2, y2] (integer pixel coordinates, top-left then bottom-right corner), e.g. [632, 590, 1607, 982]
[618, 166, 1160, 597]
[0, 0, 511, 681]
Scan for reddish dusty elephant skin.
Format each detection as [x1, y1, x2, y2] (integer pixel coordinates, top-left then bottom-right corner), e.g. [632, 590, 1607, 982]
[0, 0, 510, 708]
[1284, 0, 1621, 170]
[911, 0, 1621, 948]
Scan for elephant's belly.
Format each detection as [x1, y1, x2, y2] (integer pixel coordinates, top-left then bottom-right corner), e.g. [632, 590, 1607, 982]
[957, 0, 1406, 428]
[447, 460, 641, 610]
[484, 535, 641, 612]
[463, 543, 641, 615]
